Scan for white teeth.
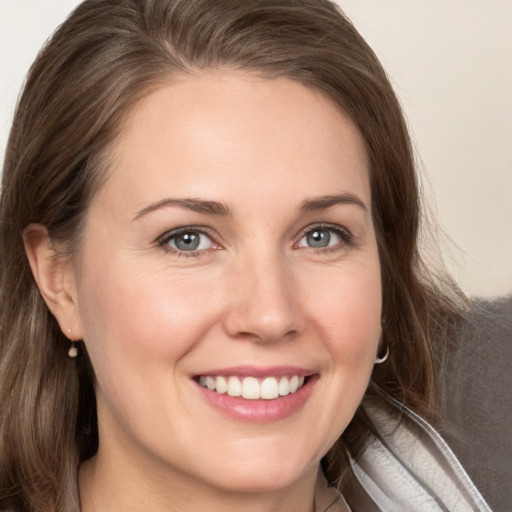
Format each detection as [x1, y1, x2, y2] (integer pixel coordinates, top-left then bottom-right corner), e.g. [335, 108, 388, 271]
[198, 374, 307, 400]
[215, 376, 227, 394]
[278, 376, 290, 396]
[289, 375, 299, 393]
[227, 376, 242, 397]
[260, 377, 279, 399]
[242, 377, 260, 399]
[206, 376, 216, 390]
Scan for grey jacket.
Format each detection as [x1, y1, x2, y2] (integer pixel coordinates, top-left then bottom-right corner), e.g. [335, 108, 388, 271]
[344, 394, 493, 511]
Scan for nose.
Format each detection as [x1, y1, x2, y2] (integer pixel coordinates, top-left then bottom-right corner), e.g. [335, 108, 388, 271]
[222, 252, 303, 343]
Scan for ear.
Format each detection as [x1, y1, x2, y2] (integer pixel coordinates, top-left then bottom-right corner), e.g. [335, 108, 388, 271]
[23, 224, 82, 340]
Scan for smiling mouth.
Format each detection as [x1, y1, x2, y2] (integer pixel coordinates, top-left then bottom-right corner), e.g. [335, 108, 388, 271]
[197, 375, 308, 400]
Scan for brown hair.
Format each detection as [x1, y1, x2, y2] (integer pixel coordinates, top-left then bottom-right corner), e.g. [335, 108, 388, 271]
[0, 0, 462, 509]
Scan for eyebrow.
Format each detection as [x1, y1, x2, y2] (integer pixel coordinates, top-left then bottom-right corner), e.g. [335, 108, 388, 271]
[298, 193, 367, 213]
[133, 192, 366, 221]
[132, 198, 231, 221]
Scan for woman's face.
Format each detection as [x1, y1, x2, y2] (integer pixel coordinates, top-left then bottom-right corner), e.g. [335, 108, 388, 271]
[72, 73, 382, 495]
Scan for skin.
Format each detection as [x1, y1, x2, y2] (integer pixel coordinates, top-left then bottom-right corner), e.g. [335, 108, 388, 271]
[25, 72, 382, 512]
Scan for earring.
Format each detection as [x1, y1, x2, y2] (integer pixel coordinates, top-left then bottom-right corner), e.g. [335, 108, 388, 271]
[68, 341, 78, 358]
[67, 328, 78, 358]
[374, 345, 389, 364]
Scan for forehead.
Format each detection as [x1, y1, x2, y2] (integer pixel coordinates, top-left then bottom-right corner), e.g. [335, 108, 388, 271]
[97, 72, 370, 213]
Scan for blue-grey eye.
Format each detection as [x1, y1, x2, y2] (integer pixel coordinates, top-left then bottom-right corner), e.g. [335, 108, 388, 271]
[298, 228, 342, 249]
[169, 231, 213, 251]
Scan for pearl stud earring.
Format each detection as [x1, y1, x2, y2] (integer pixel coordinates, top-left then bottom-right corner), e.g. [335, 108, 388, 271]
[67, 329, 78, 358]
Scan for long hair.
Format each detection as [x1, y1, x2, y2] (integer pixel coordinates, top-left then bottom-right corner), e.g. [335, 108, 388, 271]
[0, 0, 462, 509]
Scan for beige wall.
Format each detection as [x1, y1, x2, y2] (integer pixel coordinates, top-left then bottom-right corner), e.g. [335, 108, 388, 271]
[338, 1, 512, 297]
[1, 0, 511, 297]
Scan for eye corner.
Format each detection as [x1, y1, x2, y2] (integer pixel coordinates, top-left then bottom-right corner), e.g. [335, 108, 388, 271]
[295, 223, 355, 252]
[156, 226, 221, 257]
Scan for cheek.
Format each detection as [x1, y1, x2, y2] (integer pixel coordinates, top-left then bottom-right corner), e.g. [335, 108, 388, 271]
[296, 261, 382, 452]
[302, 261, 382, 360]
[76, 256, 224, 371]
[74, 262, 218, 432]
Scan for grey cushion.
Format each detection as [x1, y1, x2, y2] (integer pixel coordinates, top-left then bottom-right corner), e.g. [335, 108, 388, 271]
[437, 296, 512, 511]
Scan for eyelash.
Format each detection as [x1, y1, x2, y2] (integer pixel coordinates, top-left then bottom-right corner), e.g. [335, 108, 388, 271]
[156, 223, 355, 258]
[295, 223, 355, 253]
[157, 226, 218, 258]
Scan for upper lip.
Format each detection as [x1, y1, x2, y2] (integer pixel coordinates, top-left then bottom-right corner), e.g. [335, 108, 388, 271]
[194, 365, 316, 378]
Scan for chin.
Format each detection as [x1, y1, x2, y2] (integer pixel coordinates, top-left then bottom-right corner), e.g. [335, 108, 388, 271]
[190, 446, 319, 494]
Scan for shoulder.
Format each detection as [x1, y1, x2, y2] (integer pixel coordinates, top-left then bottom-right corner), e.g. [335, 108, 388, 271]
[347, 393, 493, 511]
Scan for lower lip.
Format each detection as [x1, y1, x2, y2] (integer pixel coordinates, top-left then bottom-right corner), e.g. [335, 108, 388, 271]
[195, 376, 317, 423]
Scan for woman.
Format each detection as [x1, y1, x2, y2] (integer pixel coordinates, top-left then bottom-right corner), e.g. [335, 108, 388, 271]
[0, 0, 492, 510]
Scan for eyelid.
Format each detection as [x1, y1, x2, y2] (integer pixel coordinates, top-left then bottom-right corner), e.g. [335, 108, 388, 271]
[295, 222, 355, 249]
[156, 225, 221, 254]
